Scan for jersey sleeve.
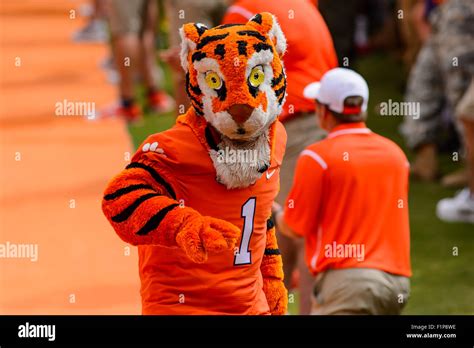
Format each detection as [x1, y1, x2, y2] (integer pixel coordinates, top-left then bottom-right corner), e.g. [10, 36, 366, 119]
[102, 134, 183, 246]
[283, 149, 326, 237]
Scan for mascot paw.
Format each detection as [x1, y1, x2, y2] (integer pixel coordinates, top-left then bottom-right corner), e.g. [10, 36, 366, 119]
[201, 216, 240, 253]
[263, 278, 288, 315]
[175, 213, 240, 263]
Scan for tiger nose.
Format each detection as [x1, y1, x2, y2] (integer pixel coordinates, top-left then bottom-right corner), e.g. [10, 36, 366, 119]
[227, 104, 254, 124]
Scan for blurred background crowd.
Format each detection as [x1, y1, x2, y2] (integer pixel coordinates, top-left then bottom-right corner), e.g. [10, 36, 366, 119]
[75, 0, 474, 216]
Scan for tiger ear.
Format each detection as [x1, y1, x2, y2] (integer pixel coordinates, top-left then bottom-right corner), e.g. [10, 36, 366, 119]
[179, 23, 209, 72]
[247, 12, 287, 57]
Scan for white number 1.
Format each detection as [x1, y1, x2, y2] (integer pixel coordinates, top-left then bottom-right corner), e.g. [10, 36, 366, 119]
[234, 197, 256, 266]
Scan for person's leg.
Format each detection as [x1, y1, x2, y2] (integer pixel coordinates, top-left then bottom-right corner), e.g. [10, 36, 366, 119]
[138, 0, 174, 113]
[463, 118, 474, 194]
[401, 39, 444, 181]
[107, 0, 145, 120]
[164, 0, 190, 114]
[437, 79, 474, 223]
[114, 35, 140, 101]
[398, 0, 422, 73]
[296, 241, 315, 315]
[140, 0, 158, 90]
[73, 0, 110, 43]
[94, 0, 110, 20]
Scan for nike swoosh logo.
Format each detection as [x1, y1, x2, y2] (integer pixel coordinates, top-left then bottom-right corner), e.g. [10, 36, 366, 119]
[266, 169, 276, 180]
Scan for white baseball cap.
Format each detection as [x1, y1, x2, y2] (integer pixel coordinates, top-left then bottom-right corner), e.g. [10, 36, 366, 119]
[303, 68, 369, 115]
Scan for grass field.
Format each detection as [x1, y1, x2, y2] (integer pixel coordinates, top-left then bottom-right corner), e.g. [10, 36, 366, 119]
[127, 54, 473, 315]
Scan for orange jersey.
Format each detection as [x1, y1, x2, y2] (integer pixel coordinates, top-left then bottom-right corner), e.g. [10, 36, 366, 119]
[284, 123, 411, 277]
[222, 0, 338, 120]
[130, 113, 286, 314]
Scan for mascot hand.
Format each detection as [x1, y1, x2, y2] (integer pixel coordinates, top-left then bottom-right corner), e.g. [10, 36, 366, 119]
[263, 277, 288, 315]
[175, 208, 240, 263]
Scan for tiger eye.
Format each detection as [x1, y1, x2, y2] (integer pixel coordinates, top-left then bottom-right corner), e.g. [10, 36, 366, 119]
[249, 66, 265, 87]
[205, 71, 222, 90]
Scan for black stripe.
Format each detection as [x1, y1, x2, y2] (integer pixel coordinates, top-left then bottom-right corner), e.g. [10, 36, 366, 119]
[271, 73, 284, 87]
[216, 81, 227, 101]
[214, 44, 225, 59]
[191, 99, 203, 111]
[196, 33, 229, 50]
[185, 72, 202, 99]
[251, 13, 263, 24]
[276, 80, 287, 105]
[278, 92, 285, 104]
[237, 30, 266, 42]
[194, 23, 208, 36]
[126, 162, 176, 199]
[104, 184, 153, 201]
[190, 97, 204, 112]
[237, 40, 247, 55]
[189, 83, 202, 96]
[111, 193, 160, 223]
[187, 85, 203, 111]
[247, 80, 259, 98]
[193, 105, 204, 116]
[136, 203, 180, 236]
[253, 42, 273, 53]
[191, 100, 204, 115]
[264, 248, 281, 256]
[216, 23, 242, 29]
[191, 51, 206, 62]
[205, 125, 219, 151]
[266, 217, 275, 230]
[275, 85, 286, 98]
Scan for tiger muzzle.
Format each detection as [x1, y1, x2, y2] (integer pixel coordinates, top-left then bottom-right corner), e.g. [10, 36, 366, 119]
[227, 104, 254, 125]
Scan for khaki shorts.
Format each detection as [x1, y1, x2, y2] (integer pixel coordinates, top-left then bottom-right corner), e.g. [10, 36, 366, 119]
[311, 268, 410, 315]
[109, 0, 150, 35]
[456, 78, 474, 120]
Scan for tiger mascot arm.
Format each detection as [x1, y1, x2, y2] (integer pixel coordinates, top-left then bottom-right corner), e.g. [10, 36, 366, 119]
[261, 216, 288, 315]
[102, 153, 240, 263]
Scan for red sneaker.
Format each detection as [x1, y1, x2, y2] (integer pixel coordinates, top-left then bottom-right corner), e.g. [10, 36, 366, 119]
[147, 90, 175, 114]
[99, 103, 142, 124]
[119, 104, 142, 123]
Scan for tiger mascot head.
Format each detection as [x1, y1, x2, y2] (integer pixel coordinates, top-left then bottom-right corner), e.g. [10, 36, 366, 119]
[180, 12, 287, 189]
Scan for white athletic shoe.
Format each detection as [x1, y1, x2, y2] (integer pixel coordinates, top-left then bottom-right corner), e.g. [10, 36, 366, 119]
[436, 188, 474, 224]
[73, 19, 108, 43]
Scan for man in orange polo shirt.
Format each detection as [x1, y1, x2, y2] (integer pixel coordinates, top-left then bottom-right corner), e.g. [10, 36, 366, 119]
[222, 0, 338, 314]
[273, 68, 412, 315]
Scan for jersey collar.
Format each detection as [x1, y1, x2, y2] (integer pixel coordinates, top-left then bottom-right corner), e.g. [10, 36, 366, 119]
[327, 122, 371, 139]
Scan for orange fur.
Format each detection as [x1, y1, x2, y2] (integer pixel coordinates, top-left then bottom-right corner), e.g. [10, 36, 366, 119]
[261, 220, 288, 315]
[181, 12, 286, 120]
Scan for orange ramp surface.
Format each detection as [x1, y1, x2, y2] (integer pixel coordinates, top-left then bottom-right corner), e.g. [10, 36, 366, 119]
[0, 0, 141, 314]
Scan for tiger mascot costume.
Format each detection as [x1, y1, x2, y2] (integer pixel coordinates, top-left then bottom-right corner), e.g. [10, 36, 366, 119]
[102, 12, 288, 315]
